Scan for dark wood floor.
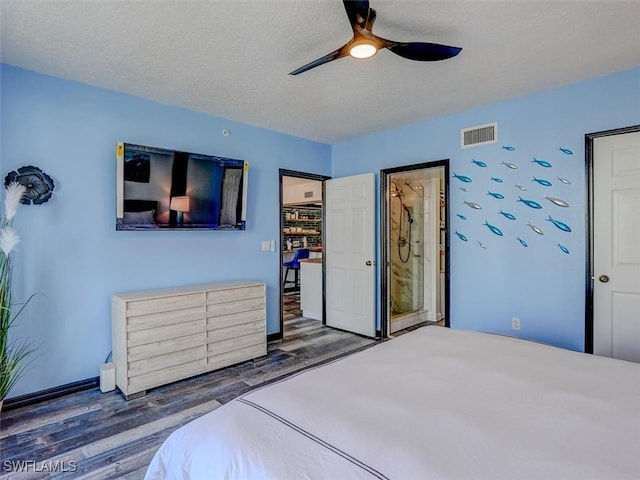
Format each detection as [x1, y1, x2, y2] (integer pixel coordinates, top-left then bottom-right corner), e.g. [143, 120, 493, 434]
[0, 317, 378, 479]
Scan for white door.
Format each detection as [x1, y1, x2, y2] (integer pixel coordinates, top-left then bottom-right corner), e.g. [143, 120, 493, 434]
[325, 173, 376, 337]
[593, 130, 640, 362]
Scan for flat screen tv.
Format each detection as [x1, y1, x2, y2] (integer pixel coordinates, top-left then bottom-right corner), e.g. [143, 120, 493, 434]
[116, 142, 248, 230]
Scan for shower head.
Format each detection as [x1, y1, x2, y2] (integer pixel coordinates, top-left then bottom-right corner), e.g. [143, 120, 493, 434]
[403, 204, 413, 223]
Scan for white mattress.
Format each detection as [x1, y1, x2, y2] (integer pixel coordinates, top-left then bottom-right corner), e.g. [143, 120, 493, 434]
[145, 327, 640, 479]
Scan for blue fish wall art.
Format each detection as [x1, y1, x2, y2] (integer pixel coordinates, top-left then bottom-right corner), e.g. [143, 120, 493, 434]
[453, 173, 472, 183]
[517, 197, 542, 209]
[527, 223, 544, 235]
[455, 139, 575, 255]
[483, 221, 504, 236]
[532, 158, 553, 168]
[547, 216, 572, 232]
[454, 231, 468, 242]
[463, 200, 482, 210]
[545, 195, 569, 208]
[532, 177, 552, 187]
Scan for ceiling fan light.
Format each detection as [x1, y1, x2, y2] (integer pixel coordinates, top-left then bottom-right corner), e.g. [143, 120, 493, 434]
[349, 42, 377, 59]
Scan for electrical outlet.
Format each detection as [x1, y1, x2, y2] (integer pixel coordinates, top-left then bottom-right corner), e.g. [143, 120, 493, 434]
[512, 317, 521, 331]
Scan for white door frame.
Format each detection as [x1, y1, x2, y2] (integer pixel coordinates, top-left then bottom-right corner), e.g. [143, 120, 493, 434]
[585, 124, 640, 353]
[380, 160, 451, 338]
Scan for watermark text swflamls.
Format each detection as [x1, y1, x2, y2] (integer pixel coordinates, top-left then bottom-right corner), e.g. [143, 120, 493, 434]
[3, 460, 78, 473]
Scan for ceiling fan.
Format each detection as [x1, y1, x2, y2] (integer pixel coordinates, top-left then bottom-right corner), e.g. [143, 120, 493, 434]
[289, 0, 462, 75]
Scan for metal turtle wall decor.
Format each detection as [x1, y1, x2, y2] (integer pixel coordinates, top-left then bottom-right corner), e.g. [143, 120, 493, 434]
[4, 165, 55, 205]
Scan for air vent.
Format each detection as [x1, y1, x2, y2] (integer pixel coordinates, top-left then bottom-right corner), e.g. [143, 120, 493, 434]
[304, 191, 314, 198]
[461, 122, 497, 148]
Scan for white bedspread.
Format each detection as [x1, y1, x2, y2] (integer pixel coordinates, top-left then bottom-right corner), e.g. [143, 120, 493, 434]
[145, 327, 640, 479]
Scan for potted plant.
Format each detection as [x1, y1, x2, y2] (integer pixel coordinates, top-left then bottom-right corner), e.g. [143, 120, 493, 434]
[0, 181, 31, 407]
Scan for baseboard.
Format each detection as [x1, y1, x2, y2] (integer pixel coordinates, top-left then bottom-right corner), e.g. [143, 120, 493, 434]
[3, 377, 99, 411]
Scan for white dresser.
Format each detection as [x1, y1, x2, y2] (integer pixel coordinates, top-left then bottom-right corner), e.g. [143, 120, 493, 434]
[111, 280, 266, 399]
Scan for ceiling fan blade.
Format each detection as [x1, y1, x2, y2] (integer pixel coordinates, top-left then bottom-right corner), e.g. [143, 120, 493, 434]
[343, 0, 369, 29]
[289, 45, 350, 76]
[364, 8, 377, 31]
[387, 42, 462, 61]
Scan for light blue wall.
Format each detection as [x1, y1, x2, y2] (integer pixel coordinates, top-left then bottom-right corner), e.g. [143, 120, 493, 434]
[0, 65, 331, 397]
[333, 66, 640, 352]
[2, 63, 638, 398]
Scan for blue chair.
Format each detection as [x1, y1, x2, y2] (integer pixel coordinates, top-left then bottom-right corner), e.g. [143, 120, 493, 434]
[283, 248, 310, 290]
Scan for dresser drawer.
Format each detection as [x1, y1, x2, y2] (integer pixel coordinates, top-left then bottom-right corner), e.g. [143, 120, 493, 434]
[207, 308, 264, 331]
[207, 330, 264, 356]
[207, 318, 264, 343]
[128, 345, 204, 378]
[128, 318, 204, 348]
[127, 293, 204, 317]
[128, 358, 205, 393]
[128, 332, 203, 362]
[207, 340, 266, 371]
[206, 296, 264, 318]
[127, 306, 204, 332]
[206, 285, 264, 306]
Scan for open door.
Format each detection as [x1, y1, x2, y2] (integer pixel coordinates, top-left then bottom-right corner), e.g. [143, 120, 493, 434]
[325, 173, 376, 337]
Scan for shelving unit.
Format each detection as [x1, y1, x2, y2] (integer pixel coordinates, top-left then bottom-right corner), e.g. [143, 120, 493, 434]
[282, 205, 322, 252]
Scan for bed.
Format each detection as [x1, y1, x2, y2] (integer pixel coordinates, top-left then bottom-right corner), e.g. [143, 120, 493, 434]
[121, 199, 159, 228]
[144, 326, 640, 479]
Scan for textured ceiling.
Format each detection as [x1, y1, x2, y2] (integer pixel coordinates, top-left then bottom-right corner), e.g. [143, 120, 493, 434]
[2, 1, 639, 144]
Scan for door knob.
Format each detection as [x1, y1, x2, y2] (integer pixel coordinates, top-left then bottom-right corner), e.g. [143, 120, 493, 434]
[598, 274, 610, 283]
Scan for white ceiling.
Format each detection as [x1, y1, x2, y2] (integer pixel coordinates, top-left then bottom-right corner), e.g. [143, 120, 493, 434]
[2, 1, 639, 144]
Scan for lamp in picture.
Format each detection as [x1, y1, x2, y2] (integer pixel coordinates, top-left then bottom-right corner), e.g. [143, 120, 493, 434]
[170, 196, 190, 225]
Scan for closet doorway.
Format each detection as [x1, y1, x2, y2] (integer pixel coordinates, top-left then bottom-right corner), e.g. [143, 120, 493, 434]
[381, 161, 450, 337]
[279, 169, 330, 339]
